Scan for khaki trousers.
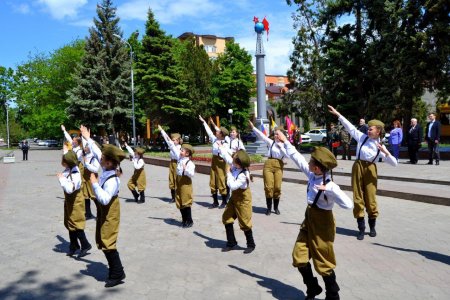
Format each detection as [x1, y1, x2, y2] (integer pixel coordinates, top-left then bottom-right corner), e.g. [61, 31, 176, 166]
[176, 175, 193, 209]
[263, 158, 284, 198]
[96, 196, 120, 250]
[127, 168, 146, 192]
[210, 155, 227, 195]
[169, 160, 177, 190]
[222, 188, 252, 231]
[351, 160, 378, 219]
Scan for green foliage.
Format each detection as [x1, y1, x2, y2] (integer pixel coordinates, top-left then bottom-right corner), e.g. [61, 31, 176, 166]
[67, 0, 131, 134]
[0, 108, 27, 143]
[0, 66, 14, 121]
[211, 41, 254, 132]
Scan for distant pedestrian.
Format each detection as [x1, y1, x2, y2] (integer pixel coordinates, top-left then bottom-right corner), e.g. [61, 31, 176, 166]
[327, 123, 340, 157]
[425, 113, 441, 165]
[21, 140, 29, 160]
[388, 120, 403, 161]
[406, 118, 422, 164]
[278, 130, 353, 300]
[328, 105, 397, 241]
[357, 119, 369, 135]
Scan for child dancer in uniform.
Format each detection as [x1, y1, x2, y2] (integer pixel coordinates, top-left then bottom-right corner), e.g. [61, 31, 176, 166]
[328, 105, 397, 240]
[57, 147, 92, 258]
[159, 125, 195, 227]
[278, 130, 353, 300]
[249, 120, 287, 215]
[124, 142, 146, 204]
[159, 129, 182, 203]
[199, 115, 229, 208]
[80, 138, 100, 219]
[219, 145, 255, 254]
[80, 125, 126, 288]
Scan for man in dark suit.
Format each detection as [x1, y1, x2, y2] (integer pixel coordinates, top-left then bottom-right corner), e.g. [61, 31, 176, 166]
[406, 118, 422, 164]
[425, 113, 441, 165]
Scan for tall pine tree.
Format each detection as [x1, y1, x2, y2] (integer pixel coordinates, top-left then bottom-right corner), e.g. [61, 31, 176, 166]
[67, 0, 131, 134]
[135, 9, 188, 131]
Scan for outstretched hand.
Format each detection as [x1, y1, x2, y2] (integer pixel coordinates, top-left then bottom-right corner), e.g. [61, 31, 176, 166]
[90, 172, 98, 184]
[61, 124, 66, 132]
[80, 125, 90, 140]
[377, 142, 389, 155]
[248, 120, 254, 128]
[157, 125, 163, 131]
[327, 105, 340, 117]
[198, 115, 205, 123]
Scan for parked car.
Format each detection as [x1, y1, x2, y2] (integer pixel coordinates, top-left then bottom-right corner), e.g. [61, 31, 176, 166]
[304, 129, 327, 142]
[44, 140, 59, 147]
[241, 132, 257, 144]
[38, 140, 46, 146]
[298, 134, 311, 144]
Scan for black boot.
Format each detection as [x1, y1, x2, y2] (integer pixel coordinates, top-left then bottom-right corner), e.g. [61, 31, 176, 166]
[243, 229, 256, 254]
[104, 250, 126, 288]
[131, 190, 139, 202]
[180, 208, 187, 227]
[209, 193, 219, 209]
[222, 223, 238, 251]
[184, 207, 193, 228]
[266, 198, 272, 215]
[67, 231, 80, 256]
[76, 230, 92, 258]
[273, 198, 280, 215]
[298, 262, 323, 300]
[356, 217, 365, 240]
[85, 199, 94, 219]
[220, 194, 228, 208]
[368, 218, 377, 237]
[323, 270, 340, 300]
[138, 191, 145, 203]
[170, 189, 176, 203]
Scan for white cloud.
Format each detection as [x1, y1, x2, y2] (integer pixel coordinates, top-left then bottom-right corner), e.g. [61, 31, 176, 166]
[117, 0, 222, 24]
[12, 3, 31, 14]
[37, 0, 88, 20]
[69, 18, 93, 28]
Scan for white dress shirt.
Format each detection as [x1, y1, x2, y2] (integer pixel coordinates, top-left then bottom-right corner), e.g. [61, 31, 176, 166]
[92, 169, 120, 206]
[125, 145, 145, 170]
[59, 166, 82, 194]
[218, 147, 250, 191]
[284, 141, 353, 210]
[83, 152, 100, 173]
[160, 129, 182, 160]
[202, 121, 228, 156]
[176, 157, 195, 178]
[252, 127, 287, 159]
[339, 115, 397, 167]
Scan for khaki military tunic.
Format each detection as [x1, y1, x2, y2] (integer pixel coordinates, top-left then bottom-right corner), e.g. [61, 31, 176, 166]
[222, 187, 252, 231]
[292, 205, 336, 276]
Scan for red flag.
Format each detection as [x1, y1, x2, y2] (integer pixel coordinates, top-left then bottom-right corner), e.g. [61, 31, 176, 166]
[253, 16, 259, 24]
[260, 119, 267, 136]
[262, 17, 269, 40]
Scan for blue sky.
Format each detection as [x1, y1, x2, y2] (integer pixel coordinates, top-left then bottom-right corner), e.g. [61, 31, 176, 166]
[0, 0, 300, 75]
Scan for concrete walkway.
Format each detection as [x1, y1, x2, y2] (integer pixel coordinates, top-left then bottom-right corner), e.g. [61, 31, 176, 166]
[0, 150, 449, 299]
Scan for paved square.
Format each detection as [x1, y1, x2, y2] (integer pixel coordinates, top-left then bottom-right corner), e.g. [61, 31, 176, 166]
[0, 150, 449, 299]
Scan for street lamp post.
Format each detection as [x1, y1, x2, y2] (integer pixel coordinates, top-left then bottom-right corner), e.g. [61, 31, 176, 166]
[228, 108, 233, 125]
[114, 34, 136, 147]
[5, 102, 10, 148]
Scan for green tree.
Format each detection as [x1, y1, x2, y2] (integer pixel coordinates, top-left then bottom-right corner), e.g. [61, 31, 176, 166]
[67, 0, 131, 135]
[211, 41, 254, 131]
[135, 9, 188, 132]
[0, 66, 14, 121]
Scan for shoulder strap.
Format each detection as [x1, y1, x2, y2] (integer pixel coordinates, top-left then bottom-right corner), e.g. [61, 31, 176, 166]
[312, 178, 331, 207]
[269, 141, 275, 158]
[357, 136, 369, 160]
[182, 159, 192, 176]
[101, 174, 118, 189]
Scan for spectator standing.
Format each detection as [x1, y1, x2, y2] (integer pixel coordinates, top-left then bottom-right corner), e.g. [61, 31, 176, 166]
[425, 113, 441, 165]
[358, 119, 368, 135]
[339, 126, 352, 160]
[388, 120, 403, 161]
[406, 118, 422, 164]
[21, 140, 29, 161]
[327, 123, 339, 157]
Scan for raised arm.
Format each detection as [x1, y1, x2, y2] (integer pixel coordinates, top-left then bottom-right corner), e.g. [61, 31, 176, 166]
[218, 144, 233, 165]
[328, 105, 364, 141]
[278, 130, 310, 176]
[324, 182, 353, 209]
[61, 124, 73, 143]
[124, 143, 135, 157]
[80, 125, 102, 162]
[200, 115, 216, 142]
[249, 120, 272, 145]
[209, 116, 220, 132]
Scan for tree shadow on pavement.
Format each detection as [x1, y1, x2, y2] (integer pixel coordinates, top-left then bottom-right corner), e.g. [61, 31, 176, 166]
[0, 270, 92, 300]
[53, 235, 70, 254]
[373, 243, 450, 266]
[229, 265, 305, 300]
[77, 257, 109, 282]
[148, 216, 182, 227]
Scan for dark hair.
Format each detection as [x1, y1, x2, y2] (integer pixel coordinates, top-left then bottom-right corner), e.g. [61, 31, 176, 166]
[310, 157, 328, 174]
[73, 137, 82, 146]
